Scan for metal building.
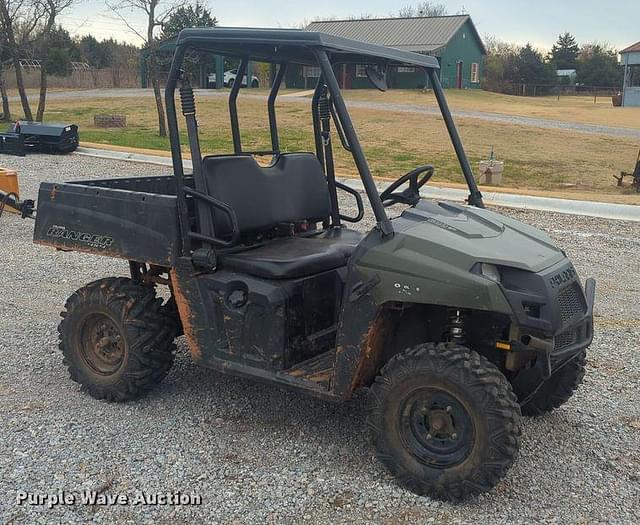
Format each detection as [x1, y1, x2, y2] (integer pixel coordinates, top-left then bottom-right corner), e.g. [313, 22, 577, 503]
[621, 42, 640, 107]
[294, 15, 487, 90]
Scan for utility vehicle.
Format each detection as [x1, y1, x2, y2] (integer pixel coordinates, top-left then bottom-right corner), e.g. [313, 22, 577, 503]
[32, 28, 595, 501]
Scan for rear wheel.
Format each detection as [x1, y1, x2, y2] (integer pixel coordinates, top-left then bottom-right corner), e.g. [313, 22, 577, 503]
[517, 350, 587, 417]
[368, 343, 521, 501]
[251, 79, 259, 88]
[58, 277, 176, 401]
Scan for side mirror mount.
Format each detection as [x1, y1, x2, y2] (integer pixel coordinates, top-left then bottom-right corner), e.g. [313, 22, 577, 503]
[365, 66, 388, 92]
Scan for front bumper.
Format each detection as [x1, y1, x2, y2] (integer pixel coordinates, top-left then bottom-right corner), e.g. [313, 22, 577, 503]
[508, 276, 594, 407]
[518, 277, 595, 377]
[508, 282, 594, 405]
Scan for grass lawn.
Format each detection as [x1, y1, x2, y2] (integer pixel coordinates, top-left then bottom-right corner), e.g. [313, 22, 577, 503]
[341, 89, 640, 130]
[10, 89, 640, 201]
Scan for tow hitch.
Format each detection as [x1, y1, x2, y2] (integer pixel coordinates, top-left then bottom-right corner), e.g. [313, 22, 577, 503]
[0, 189, 35, 219]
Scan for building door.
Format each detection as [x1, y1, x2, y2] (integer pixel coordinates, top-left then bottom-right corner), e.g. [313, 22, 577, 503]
[456, 61, 463, 89]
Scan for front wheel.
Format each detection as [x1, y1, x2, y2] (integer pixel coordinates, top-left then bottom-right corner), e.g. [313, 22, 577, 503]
[58, 277, 177, 402]
[368, 343, 521, 501]
[516, 350, 587, 417]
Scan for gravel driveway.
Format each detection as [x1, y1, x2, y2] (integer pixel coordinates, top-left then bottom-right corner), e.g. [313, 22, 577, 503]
[1, 154, 639, 524]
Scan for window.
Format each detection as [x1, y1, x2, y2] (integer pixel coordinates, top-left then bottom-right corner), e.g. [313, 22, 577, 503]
[397, 66, 415, 73]
[355, 64, 367, 78]
[303, 66, 320, 78]
[470, 62, 479, 83]
[628, 64, 640, 87]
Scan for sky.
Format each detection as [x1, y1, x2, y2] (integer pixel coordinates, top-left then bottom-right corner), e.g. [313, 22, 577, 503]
[58, 0, 639, 51]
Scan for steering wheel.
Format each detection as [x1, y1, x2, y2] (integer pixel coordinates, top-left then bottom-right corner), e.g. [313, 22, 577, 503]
[379, 165, 434, 207]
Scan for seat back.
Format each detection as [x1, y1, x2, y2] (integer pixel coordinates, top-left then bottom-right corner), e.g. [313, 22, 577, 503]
[202, 153, 331, 238]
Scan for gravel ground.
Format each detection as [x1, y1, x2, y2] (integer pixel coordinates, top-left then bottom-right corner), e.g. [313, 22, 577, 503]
[9, 88, 640, 139]
[1, 153, 639, 524]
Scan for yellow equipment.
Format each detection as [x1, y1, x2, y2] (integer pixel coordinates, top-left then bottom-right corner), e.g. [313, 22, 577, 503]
[0, 167, 20, 214]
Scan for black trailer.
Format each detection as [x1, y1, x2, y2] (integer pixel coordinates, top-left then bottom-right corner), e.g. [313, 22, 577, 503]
[0, 121, 79, 156]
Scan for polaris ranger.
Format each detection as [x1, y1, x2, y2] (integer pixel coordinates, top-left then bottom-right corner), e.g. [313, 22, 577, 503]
[31, 28, 595, 501]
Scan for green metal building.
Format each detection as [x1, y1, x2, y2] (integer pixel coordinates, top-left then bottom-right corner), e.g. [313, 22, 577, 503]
[291, 15, 486, 90]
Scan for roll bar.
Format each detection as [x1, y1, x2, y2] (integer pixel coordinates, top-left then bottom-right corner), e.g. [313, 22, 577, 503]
[165, 41, 484, 256]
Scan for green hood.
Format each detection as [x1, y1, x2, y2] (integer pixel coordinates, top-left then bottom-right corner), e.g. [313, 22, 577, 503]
[399, 201, 565, 273]
[355, 200, 567, 312]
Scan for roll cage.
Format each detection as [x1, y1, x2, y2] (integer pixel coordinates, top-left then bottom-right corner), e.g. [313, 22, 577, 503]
[164, 27, 484, 257]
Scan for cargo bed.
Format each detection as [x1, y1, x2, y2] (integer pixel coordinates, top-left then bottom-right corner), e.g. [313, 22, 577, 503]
[33, 176, 193, 266]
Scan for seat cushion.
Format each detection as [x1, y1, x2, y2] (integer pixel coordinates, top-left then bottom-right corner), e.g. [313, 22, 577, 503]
[219, 228, 363, 279]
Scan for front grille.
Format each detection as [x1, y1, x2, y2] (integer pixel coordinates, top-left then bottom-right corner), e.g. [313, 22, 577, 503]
[554, 329, 576, 351]
[557, 283, 586, 325]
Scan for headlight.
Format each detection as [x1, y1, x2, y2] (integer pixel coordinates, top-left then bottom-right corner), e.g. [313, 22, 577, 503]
[479, 263, 501, 283]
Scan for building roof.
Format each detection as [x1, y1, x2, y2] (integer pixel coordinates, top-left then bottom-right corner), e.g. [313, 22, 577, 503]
[306, 15, 486, 55]
[621, 41, 640, 54]
[173, 27, 440, 68]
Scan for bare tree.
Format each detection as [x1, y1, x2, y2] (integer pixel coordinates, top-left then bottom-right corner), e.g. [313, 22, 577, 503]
[398, 2, 448, 17]
[0, 38, 12, 120]
[0, 0, 42, 120]
[34, 0, 74, 121]
[107, 0, 175, 137]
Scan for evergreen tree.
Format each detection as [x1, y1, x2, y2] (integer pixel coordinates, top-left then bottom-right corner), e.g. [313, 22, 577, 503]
[576, 43, 623, 87]
[515, 44, 555, 84]
[549, 33, 580, 69]
[161, 1, 217, 40]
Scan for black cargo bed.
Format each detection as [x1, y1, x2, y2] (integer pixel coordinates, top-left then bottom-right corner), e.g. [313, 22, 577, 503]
[33, 176, 188, 266]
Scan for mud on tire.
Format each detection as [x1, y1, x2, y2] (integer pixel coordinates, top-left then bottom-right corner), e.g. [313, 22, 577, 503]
[518, 350, 587, 417]
[368, 343, 522, 501]
[58, 277, 177, 402]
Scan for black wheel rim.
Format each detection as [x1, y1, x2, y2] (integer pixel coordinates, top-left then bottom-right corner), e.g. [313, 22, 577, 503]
[77, 312, 126, 375]
[399, 388, 475, 469]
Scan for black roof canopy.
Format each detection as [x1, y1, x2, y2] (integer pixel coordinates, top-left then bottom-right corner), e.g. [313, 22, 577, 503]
[175, 27, 440, 69]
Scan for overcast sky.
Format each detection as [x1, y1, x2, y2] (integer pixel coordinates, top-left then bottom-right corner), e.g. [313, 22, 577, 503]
[59, 0, 639, 50]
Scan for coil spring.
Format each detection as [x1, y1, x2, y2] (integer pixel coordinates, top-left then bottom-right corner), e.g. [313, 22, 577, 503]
[317, 91, 330, 120]
[447, 308, 468, 343]
[179, 85, 196, 116]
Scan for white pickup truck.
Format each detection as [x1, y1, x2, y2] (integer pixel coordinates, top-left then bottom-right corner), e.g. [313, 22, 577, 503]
[208, 69, 260, 88]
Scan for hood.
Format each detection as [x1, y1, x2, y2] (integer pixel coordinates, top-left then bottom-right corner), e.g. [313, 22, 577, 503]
[391, 200, 565, 274]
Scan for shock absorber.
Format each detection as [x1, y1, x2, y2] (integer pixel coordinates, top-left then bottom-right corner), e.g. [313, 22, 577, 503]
[179, 82, 196, 117]
[447, 308, 469, 344]
[316, 86, 341, 227]
[317, 88, 331, 131]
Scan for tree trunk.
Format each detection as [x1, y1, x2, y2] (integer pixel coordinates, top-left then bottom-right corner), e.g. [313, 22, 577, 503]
[0, 0, 32, 120]
[36, 11, 57, 122]
[36, 62, 48, 121]
[148, 54, 167, 137]
[0, 66, 10, 121]
[12, 54, 33, 120]
[145, 2, 166, 138]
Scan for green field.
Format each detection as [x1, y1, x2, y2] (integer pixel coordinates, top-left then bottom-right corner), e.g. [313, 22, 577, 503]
[13, 88, 640, 201]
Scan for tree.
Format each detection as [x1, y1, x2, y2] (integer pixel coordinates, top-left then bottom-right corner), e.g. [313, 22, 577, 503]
[35, 0, 75, 122]
[514, 43, 555, 85]
[398, 1, 447, 17]
[482, 36, 520, 93]
[0, 30, 11, 120]
[576, 43, 623, 88]
[107, 0, 179, 137]
[160, 0, 216, 40]
[549, 33, 579, 70]
[0, 0, 43, 120]
[78, 35, 113, 69]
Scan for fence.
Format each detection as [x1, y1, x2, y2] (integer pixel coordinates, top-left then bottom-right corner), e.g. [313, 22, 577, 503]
[3, 67, 140, 90]
[487, 82, 622, 102]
